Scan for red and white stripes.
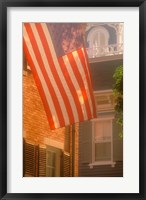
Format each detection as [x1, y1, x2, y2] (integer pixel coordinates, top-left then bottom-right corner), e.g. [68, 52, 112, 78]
[23, 23, 96, 129]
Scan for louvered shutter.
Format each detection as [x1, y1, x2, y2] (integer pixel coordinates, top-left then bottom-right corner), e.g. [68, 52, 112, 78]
[79, 120, 92, 163]
[23, 140, 36, 177]
[63, 126, 70, 176]
[39, 145, 46, 177]
[64, 126, 70, 152]
[113, 118, 123, 161]
[63, 152, 70, 177]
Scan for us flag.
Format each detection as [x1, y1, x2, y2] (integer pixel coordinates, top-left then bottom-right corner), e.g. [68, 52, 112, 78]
[23, 23, 96, 129]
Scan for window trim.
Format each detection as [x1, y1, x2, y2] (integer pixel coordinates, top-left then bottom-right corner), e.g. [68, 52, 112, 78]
[89, 116, 116, 168]
[93, 90, 115, 112]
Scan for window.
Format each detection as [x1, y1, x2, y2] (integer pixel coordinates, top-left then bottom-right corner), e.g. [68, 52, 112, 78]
[94, 120, 111, 162]
[23, 140, 64, 177]
[93, 31, 106, 46]
[89, 91, 116, 168]
[46, 150, 56, 176]
[89, 117, 116, 168]
[86, 26, 109, 58]
[46, 146, 62, 177]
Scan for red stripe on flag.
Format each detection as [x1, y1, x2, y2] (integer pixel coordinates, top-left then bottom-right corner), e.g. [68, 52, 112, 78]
[35, 23, 75, 125]
[67, 53, 92, 119]
[23, 39, 55, 129]
[24, 23, 65, 128]
[78, 48, 97, 118]
[58, 56, 85, 122]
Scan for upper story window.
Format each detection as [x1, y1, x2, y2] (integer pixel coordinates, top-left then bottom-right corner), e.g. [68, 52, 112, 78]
[89, 28, 109, 47]
[86, 23, 123, 58]
[87, 26, 109, 58]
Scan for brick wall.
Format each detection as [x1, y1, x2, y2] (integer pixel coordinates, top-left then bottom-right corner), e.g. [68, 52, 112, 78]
[23, 71, 66, 145]
[23, 70, 78, 176]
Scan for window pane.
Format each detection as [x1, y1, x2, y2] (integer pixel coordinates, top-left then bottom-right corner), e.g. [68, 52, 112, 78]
[47, 151, 56, 167]
[94, 121, 103, 140]
[95, 142, 111, 161]
[100, 32, 105, 46]
[46, 167, 55, 177]
[94, 120, 111, 141]
[103, 121, 111, 140]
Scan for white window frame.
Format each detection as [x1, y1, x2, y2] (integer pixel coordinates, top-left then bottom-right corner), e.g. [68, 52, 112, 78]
[89, 116, 116, 168]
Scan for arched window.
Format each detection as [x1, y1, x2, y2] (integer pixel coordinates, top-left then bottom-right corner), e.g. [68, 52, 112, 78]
[87, 26, 109, 58]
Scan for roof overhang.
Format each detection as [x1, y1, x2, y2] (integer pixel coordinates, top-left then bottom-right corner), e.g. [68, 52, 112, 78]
[89, 54, 123, 64]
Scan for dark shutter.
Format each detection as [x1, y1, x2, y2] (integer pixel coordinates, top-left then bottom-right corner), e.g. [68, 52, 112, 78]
[63, 126, 71, 176]
[23, 140, 36, 177]
[63, 152, 70, 177]
[79, 120, 92, 163]
[64, 126, 70, 153]
[39, 145, 46, 177]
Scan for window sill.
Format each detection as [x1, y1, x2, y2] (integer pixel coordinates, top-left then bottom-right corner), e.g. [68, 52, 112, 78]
[89, 161, 116, 168]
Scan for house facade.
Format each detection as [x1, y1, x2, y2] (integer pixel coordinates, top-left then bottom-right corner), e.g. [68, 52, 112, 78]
[78, 23, 123, 177]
